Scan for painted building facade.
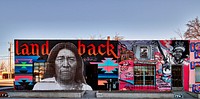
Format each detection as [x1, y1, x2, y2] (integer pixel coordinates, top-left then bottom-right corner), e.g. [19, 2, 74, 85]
[119, 40, 189, 91]
[189, 40, 200, 93]
[13, 39, 197, 92]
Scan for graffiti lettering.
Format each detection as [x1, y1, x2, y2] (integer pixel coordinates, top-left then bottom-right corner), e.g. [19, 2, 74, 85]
[15, 40, 49, 56]
[190, 42, 200, 59]
[78, 40, 119, 58]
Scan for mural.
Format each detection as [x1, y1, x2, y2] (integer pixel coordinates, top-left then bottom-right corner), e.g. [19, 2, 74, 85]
[13, 39, 190, 91]
[118, 40, 189, 91]
[157, 40, 189, 90]
[90, 58, 118, 90]
[190, 41, 200, 92]
[14, 58, 34, 90]
[118, 41, 135, 90]
[14, 40, 118, 90]
[156, 40, 172, 90]
[192, 84, 200, 93]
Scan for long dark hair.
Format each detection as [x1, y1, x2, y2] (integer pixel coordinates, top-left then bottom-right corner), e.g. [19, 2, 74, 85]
[44, 42, 86, 84]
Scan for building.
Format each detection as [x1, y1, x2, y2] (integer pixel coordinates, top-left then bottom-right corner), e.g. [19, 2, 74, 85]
[189, 40, 200, 93]
[13, 39, 197, 92]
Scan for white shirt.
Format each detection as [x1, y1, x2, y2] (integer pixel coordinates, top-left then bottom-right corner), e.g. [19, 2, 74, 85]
[32, 77, 92, 90]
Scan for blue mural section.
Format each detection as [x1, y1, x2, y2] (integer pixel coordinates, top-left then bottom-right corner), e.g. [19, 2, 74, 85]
[15, 66, 33, 74]
[90, 58, 118, 90]
[92, 58, 118, 79]
[192, 84, 200, 93]
[90, 58, 118, 79]
[14, 56, 40, 90]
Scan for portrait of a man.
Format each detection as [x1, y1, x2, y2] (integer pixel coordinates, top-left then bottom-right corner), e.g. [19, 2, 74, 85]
[172, 41, 185, 64]
[33, 42, 92, 90]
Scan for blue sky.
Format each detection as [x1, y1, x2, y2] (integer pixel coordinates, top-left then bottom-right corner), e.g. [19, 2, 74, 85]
[0, 0, 200, 59]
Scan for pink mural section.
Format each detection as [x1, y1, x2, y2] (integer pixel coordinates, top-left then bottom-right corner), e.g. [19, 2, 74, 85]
[184, 63, 189, 91]
[154, 51, 171, 91]
[119, 40, 189, 91]
[119, 60, 134, 90]
[155, 40, 171, 91]
[118, 40, 170, 91]
[118, 42, 134, 90]
[189, 40, 200, 92]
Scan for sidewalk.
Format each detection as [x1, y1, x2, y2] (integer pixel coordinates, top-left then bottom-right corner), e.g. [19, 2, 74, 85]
[0, 89, 198, 98]
[97, 90, 174, 99]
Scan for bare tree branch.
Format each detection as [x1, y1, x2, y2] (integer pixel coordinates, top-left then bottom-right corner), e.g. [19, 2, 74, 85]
[184, 17, 200, 40]
[113, 33, 124, 40]
[175, 29, 184, 40]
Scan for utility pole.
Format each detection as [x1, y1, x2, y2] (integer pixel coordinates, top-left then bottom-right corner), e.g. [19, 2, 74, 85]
[8, 42, 12, 79]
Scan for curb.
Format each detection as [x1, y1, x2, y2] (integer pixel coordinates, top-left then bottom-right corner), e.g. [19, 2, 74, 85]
[6, 91, 84, 98]
[96, 92, 174, 98]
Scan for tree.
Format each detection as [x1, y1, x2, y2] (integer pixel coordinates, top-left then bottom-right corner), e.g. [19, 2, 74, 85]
[0, 61, 6, 71]
[184, 17, 200, 40]
[173, 29, 184, 40]
[113, 33, 124, 40]
[89, 33, 124, 40]
[172, 17, 200, 40]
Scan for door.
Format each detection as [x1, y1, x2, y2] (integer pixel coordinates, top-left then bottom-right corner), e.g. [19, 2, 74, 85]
[172, 65, 183, 90]
[85, 64, 98, 90]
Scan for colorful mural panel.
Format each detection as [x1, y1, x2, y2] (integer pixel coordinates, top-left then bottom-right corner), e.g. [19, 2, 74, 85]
[119, 60, 134, 90]
[118, 40, 189, 91]
[15, 59, 33, 74]
[192, 84, 200, 93]
[13, 39, 191, 91]
[14, 40, 118, 91]
[118, 41, 156, 90]
[90, 58, 118, 90]
[189, 40, 200, 92]
[14, 57, 34, 90]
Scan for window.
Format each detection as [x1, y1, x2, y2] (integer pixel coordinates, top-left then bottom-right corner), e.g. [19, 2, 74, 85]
[134, 66, 155, 85]
[135, 45, 152, 60]
[195, 66, 200, 82]
[140, 46, 148, 59]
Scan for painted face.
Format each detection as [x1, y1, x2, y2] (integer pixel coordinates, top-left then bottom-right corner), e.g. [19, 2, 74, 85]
[173, 49, 183, 60]
[55, 48, 77, 82]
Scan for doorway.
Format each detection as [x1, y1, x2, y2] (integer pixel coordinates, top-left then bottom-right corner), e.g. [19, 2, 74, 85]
[172, 65, 183, 90]
[85, 64, 98, 90]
